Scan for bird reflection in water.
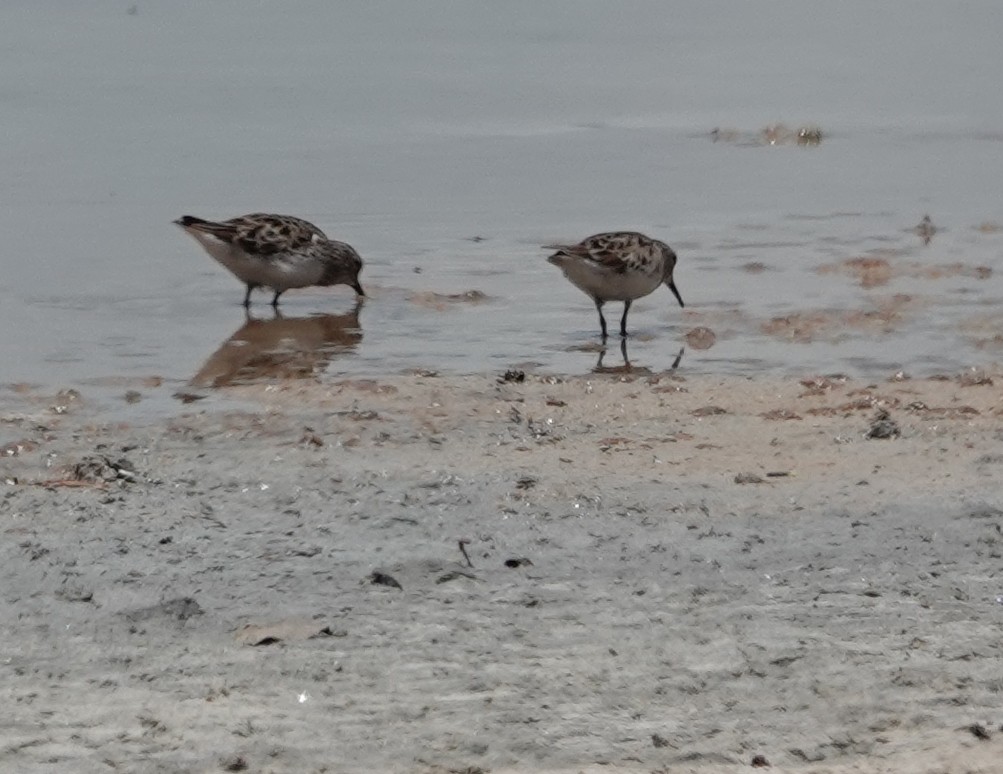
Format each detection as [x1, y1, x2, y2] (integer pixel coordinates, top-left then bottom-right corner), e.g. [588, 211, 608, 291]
[191, 303, 362, 388]
[592, 339, 684, 376]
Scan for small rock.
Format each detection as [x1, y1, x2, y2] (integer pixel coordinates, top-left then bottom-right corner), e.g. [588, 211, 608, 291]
[56, 585, 94, 603]
[760, 408, 802, 421]
[866, 409, 900, 440]
[220, 754, 248, 771]
[369, 571, 402, 590]
[174, 391, 206, 404]
[300, 428, 324, 447]
[499, 369, 526, 384]
[797, 125, 823, 145]
[968, 723, 991, 741]
[691, 405, 727, 417]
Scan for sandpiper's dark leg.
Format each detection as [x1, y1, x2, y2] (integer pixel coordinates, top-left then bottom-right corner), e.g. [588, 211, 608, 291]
[243, 284, 256, 308]
[271, 289, 284, 308]
[619, 300, 632, 338]
[594, 298, 608, 340]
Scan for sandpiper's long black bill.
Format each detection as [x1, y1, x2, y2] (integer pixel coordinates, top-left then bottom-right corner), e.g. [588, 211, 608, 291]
[352, 282, 366, 297]
[667, 281, 684, 308]
[174, 215, 207, 228]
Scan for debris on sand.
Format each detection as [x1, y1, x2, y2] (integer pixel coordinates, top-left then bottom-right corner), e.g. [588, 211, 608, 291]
[760, 408, 802, 421]
[369, 571, 403, 590]
[866, 409, 900, 440]
[458, 538, 474, 567]
[235, 618, 335, 646]
[72, 455, 139, 483]
[799, 374, 849, 395]
[966, 723, 991, 741]
[957, 368, 993, 387]
[691, 405, 728, 417]
[710, 123, 824, 147]
[498, 369, 526, 384]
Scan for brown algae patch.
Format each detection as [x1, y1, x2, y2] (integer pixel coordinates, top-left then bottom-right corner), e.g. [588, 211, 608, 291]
[960, 314, 1003, 351]
[761, 295, 922, 343]
[818, 253, 992, 288]
[408, 289, 490, 311]
[920, 263, 992, 280]
[683, 327, 717, 350]
[824, 256, 895, 288]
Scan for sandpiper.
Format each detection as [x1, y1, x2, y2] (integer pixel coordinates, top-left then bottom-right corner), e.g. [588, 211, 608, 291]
[174, 213, 364, 307]
[545, 231, 684, 339]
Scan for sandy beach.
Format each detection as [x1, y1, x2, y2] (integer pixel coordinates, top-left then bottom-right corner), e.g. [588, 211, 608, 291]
[3, 367, 1003, 773]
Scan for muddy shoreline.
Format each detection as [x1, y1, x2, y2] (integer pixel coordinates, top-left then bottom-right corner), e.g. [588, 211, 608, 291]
[3, 369, 1003, 772]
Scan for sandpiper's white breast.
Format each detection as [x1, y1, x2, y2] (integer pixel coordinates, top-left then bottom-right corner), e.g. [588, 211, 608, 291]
[186, 230, 324, 290]
[554, 256, 662, 302]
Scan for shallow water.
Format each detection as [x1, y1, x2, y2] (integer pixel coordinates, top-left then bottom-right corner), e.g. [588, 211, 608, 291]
[2, 1, 1003, 414]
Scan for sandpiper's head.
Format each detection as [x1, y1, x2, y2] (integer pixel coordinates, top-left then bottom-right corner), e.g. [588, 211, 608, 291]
[346, 258, 365, 297]
[338, 261, 365, 297]
[659, 243, 684, 308]
[316, 242, 366, 297]
[351, 259, 365, 297]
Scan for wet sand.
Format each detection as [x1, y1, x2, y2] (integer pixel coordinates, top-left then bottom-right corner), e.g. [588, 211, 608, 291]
[3, 368, 1003, 772]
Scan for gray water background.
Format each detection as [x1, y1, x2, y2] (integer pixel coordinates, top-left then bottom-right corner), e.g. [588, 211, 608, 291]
[2, 1, 1003, 412]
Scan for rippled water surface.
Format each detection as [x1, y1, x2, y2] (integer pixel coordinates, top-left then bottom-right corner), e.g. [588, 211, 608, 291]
[2, 1, 1003, 413]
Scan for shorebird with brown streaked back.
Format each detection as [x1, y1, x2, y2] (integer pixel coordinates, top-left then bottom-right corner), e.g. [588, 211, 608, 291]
[174, 213, 364, 307]
[544, 231, 684, 339]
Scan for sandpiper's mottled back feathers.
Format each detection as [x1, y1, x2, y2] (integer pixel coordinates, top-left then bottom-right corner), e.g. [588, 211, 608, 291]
[545, 231, 666, 275]
[175, 213, 326, 256]
[174, 212, 364, 307]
